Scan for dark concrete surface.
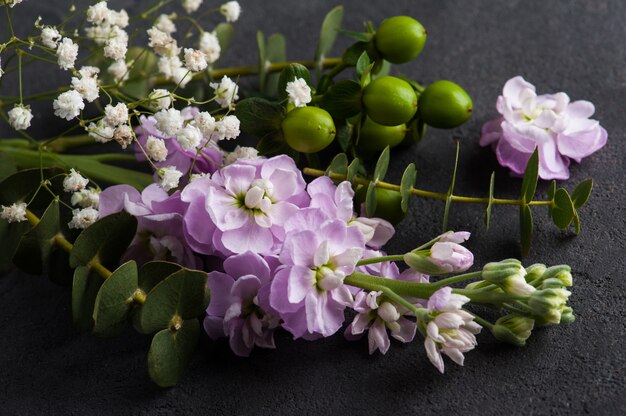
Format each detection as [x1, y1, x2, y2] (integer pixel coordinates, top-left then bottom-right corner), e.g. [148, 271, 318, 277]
[0, 1, 625, 415]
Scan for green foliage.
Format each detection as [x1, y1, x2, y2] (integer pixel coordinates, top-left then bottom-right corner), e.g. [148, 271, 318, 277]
[372, 146, 390, 182]
[325, 153, 349, 177]
[342, 42, 369, 66]
[551, 188, 576, 229]
[485, 172, 495, 230]
[571, 179, 593, 208]
[365, 181, 377, 217]
[257, 32, 287, 94]
[138, 261, 182, 293]
[320, 80, 363, 119]
[520, 204, 533, 257]
[277, 63, 311, 101]
[314, 6, 344, 75]
[235, 97, 285, 138]
[346, 157, 364, 183]
[214, 22, 235, 53]
[400, 163, 416, 213]
[442, 141, 460, 232]
[72, 266, 104, 332]
[92, 260, 138, 337]
[121, 47, 158, 99]
[520, 148, 539, 204]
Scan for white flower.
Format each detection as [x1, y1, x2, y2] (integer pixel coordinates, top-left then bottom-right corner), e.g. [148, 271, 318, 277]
[107, 59, 129, 83]
[145, 136, 168, 162]
[103, 102, 129, 127]
[157, 56, 191, 88]
[158, 166, 183, 191]
[71, 188, 100, 209]
[182, 0, 203, 14]
[286, 78, 312, 107]
[68, 207, 99, 229]
[0, 57, 4, 80]
[155, 14, 176, 34]
[210, 76, 239, 109]
[8, 105, 33, 131]
[63, 168, 89, 192]
[41, 26, 61, 48]
[220, 1, 241, 22]
[103, 29, 128, 60]
[215, 115, 240, 140]
[183, 48, 207, 72]
[189, 172, 209, 182]
[85, 25, 112, 45]
[148, 89, 173, 110]
[56, 37, 78, 70]
[199, 31, 220, 64]
[79, 66, 100, 78]
[0, 202, 27, 223]
[71, 67, 100, 102]
[113, 124, 133, 149]
[224, 146, 260, 165]
[193, 111, 216, 137]
[176, 124, 202, 151]
[108, 9, 129, 28]
[154, 108, 184, 136]
[87, 120, 114, 143]
[53, 90, 85, 120]
[86, 1, 111, 25]
[7, 0, 24, 8]
[147, 26, 179, 57]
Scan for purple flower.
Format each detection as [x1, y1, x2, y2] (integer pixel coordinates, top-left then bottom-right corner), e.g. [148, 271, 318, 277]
[269, 208, 365, 338]
[480, 76, 607, 180]
[204, 252, 279, 357]
[405, 231, 474, 275]
[99, 184, 200, 268]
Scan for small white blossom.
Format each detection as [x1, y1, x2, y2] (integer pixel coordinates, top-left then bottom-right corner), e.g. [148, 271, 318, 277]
[87, 120, 115, 143]
[56, 37, 78, 70]
[53, 90, 85, 120]
[79, 66, 100, 78]
[286, 77, 312, 107]
[157, 56, 191, 88]
[68, 207, 99, 229]
[224, 146, 260, 165]
[198, 31, 221, 64]
[103, 29, 128, 60]
[85, 25, 112, 45]
[8, 105, 33, 131]
[148, 89, 173, 110]
[220, 1, 241, 22]
[108, 9, 129, 28]
[63, 168, 89, 192]
[71, 188, 100, 209]
[210, 76, 239, 109]
[145, 136, 168, 162]
[41, 26, 61, 49]
[182, 0, 203, 14]
[215, 115, 240, 140]
[158, 166, 183, 191]
[193, 111, 216, 137]
[147, 26, 179, 57]
[86, 1, 111, 25]
[107, 59, 129, 83]
[6, 0, 24, 8]
[183, 48, 208, 72]
[113, 124, 133, 149]
[176, 124, 203, 151]
[0, 202, 27, 223]
[0, 57, 4, 79]
[71, 67, 100, 102]
[103, 102, 129, 127]
[154, 108, 184, 136]
[155, 14, 177, 34]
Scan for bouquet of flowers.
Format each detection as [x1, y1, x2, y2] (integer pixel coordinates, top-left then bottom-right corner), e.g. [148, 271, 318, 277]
[0, 0, 605, 387]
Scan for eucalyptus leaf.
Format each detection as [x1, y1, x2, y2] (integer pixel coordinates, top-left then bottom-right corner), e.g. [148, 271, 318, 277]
[92, 260, 138, 338]
[356, 51, 371, 78]
[264, 33, 287, 95]
[0, 220, 30, 275]
[138, 261, 182, 293]
[520, 204, 533, 257]
[365, 181, 378, 217]
[320, 80, 362, 120]
[0, 167, 62, 208]
[571, 179, 593, 208]
[147, 319, 200, 388]
[256, 131, 289, 157]
[277, 63, 311, 101]
[346, 157, 363, 184]
[442, 195, 453, 232]
[572, 211, 581, 235]
[314, 6, 344, 75]
[335, 123, 353, 153]
[342, 42, 369, 66]
[235, 97, 285, 138]
[373, 146, 390, 182]
[214, 22, 234, 52]
[485, 172, 495, 230]
[121, 47, 158, 99]
[72, 266, 104, 332]
[256, 31, 267, 90]
[551, 188, 575, 229]
[520, 148, 539, 204]
[400, 163, 416, 213]
[325, 153, 348, 176]
[338, 29, 373, 43]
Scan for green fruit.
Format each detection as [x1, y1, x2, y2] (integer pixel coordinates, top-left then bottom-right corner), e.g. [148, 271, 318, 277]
[355, 186, 406, 225]
[281, 107, 336, 153]
[418, 80, 473, 129]
[358, 116, 406, 152]
[374, 16, 427, 64]
[362, 76, 418, 126]
[400, 118, 427, 146]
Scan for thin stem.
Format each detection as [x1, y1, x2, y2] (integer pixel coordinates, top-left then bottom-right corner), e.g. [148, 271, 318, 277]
[17, 51, 22, 104]
[431, 271, 483, 288]
[345, 271, 435, 299]
[303, 168, 553, 207]
[356, 254, 405, 266]
[466, 311, 494, 330]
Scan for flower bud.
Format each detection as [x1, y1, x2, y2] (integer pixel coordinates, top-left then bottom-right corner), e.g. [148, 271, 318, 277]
[482, 259, 535, 296]
[377, 302, 401, 324]
[403, 252, 447, 275]
[524, 263, 546, 284]
[540, 265, 573, 287]
[528, 288, 571, 325]
[560, 306, 576, 324]
[492, 315, 535, 347]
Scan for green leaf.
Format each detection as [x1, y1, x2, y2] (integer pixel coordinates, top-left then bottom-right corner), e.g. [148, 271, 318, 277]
[264, 33, 287, 95]
[337, 29, 373, 43]
[442, 195, 453, 232]
[335, 123, 353, 153]
[520, 204, 533, 257]
[256, 131, 289, 157]
[342, 42, 369, 66]
[571, 179, 593, 208]
[92, 260, 138, 338]
[72, 266, 104, 332]
[325, 153, 348, 177]
[365, 181, 378, 217]
[12, 200, 61, 275]
[0, 220, 30, 275]
[314, 6, 344, 75]
[147, 319, 200, 388]
[346, 157, 363, 184]
[400, 163, 416, 213]
[373, 146, 390, 182]
[257, 31, 267, 86]
[138, 261, 182, 293]
[485, 172, 495, 230]
[372, 59, 391, 77]
[355, 51, 371, 78]
[572, 211, 581, 235]
[320, 80, 363, 120]
[277, 63, 311, 101]
[139, 268, 208, 334]
[0, 152, 17, 182]
[443, 141, 460, 232]
[520, 148, 539, 203]
[551, 188, 575, 229]
[214, 22, 234, 52]
[69, 211, 137, 269]
[0, 167, 62, 208]
[235, 97, 286, 138]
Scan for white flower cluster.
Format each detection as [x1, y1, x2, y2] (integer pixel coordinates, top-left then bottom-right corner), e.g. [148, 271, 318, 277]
[0, 202, 27, 223]
[182, 0, 203, 14]
[62, 169, 100, 229]
[71, 66, 100, 103]
[8, 105, 33, 131]
[223, 146, 260, 166]
[220, 1, 241, 22]
[199, 31, 220, 64]
[286, 78, 312, 107]
[6, 0, 24, 8]
[158, 166, 183, 192]
[210, 76, 239, 109]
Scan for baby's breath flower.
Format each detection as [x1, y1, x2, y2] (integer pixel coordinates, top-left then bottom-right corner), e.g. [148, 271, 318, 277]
[103, 102, 129, 127]
[56, 37, 78, 70]
[0, 202, 27, 223]
[215, 115, 240, 140]
[63, 169, 89, 192]
[145, 136, 168, 162]
[8, 105, 33, 131]
[223, 146, 260, 165]
[87, 120, 114, 143]
[154, 108, 184, 136]
[220, 1, 241, 22]
[113, 124, 133, 149]
[108, 9, 129, 28]
[71, 66, 100, 102]
[147, 27, 179, 57]
[286, 78, 312, 107]
[193, 111, 216, 137]
[148, 89, 173, 110]
[7, 0, 24, 8]
[86, 1, 111, 25]
[155, 14, 177, 34]
[182, 0, 203, 14]
[157, 56, 190, 87]
[183, 48, 208, 72]
[103, 28, 128, 60]
[107, 59, 129, 83]
[68, 207, 99, 229]
[210, 76, 239, 109]
[176, 124, 203, 151]
[198, 31, 220, 64]
[40, 26, 61, 49]
[71, 188, 100, 209]
[158, 166, 183, 191]
[53, 90, 84, 120]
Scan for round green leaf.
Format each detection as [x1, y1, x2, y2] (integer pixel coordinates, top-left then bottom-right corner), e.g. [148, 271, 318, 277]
[571, 179, 593, 208]
[372, 146, 390, 182]
[72, 266, 104, 332]
[551, 188, 576, 229]
[325, 153, 348, 177]
[365, 181, 378, 218]
[400, 163, 416, 213]
[138, 260, 182, 293]
[13, 200, 61, 275]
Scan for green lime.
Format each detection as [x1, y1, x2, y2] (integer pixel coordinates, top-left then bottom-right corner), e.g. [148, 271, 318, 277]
[355, 186, 406, 225]
[358, 116, 406, 152]
[374, 16, 427, 64]
[362, 76, 418, 126]
[418, 80, 473, 129]
[400, 117, 427, 146]
[281, 107, 336, 153]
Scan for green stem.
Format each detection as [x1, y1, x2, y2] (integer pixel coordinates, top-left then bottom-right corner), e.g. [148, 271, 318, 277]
[345, 271, 436, 299]
[303, 168, 553, 207]
[466, 312, 494, 330]
[356, 254, 405, 266]
[431, 271, 483, 288]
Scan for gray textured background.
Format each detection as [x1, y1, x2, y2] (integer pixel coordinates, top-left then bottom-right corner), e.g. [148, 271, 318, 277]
[1, 0, 625, 415]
